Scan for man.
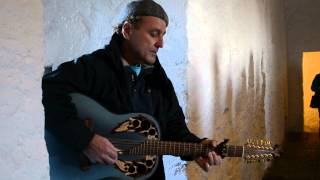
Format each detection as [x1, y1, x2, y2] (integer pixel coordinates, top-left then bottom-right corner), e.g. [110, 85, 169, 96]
[42, 0, 222, 179]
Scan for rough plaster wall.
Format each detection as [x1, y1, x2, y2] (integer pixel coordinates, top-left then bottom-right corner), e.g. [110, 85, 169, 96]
[187, 0, 287, 179]
[0, 0, 49, 179]
[284, 0, 320, 132]
[43, 0, 188, 179]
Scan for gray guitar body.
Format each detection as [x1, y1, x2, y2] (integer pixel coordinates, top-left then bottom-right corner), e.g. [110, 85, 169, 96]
[45, 93, 161, 180]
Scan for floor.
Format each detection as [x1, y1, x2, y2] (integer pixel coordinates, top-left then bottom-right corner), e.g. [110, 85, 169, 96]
[263, 133, 320, 180]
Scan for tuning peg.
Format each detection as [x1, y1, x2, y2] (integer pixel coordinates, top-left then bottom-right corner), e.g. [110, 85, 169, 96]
[246, 159, 254, 163]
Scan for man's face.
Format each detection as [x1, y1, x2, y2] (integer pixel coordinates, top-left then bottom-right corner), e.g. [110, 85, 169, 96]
[127, 16, 167, 65]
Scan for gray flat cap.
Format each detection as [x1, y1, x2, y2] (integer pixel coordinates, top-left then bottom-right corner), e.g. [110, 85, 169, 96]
[120, 0, 169, 26]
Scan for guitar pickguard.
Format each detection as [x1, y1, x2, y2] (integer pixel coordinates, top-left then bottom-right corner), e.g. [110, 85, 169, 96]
[112, 114, 160, 178]
[112, 115, 159, 140]
[115, 155, 157, 178]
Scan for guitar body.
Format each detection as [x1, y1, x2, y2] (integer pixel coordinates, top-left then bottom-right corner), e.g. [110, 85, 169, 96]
[46, 93, 161, 180]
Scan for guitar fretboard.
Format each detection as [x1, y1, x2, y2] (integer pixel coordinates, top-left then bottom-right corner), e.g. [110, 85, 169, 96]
[124, 140, 244, 157]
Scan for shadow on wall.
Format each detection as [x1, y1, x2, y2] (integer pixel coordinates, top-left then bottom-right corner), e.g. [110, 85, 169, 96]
[187, 46, 268, 180]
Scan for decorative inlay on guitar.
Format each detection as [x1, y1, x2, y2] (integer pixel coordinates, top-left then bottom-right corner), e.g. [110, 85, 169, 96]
[46, 93, 280, 180]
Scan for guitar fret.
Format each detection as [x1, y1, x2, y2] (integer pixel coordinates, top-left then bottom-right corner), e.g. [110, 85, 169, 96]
[181, 142, 183, 155]
[226, 145, 229, 156]
[135, 143, 138, 155]
[141, 142, 143, 155]
[242, 145, 244, 158]
[133, 145, 135, 155]
[128, 140, 246, 157]
[193, 144, 195, 155]
[176, 142, 178, 155]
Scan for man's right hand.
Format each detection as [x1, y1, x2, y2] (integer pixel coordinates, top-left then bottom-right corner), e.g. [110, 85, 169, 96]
[83, 134, 118, 165]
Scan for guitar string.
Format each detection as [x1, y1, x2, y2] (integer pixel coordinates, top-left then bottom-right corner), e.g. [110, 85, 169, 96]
[108, 140, 246, 156]
[109, 139, 213, 149]
[110, 141, 211, 149]
[109, 139, 244, 151]
[108, 139, 250, 156]
[109, 138, 244, 151]
[112, 145, 246, 156]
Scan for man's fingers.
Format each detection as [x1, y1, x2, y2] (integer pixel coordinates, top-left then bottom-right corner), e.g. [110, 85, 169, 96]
[207, 152, 214, 165]
[84, 134, 120, 165]
[84, 149, 103, 164]
[101, 154, 117, 165]
[212, 152, 222, 165]
[211, 140, 218, 147]
[196, 157, 209, 172]
[106, 147, 118, 160]
[204, 163, 209, 172]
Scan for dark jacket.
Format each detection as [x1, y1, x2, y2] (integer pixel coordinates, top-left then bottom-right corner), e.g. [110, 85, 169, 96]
[42, 33, 201, 179]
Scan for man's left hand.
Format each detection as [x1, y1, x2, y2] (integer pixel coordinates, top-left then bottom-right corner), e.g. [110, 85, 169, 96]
[195, 140, 222, 172]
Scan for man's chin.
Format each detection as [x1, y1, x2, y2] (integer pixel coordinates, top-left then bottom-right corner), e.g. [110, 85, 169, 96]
[142, 57, 157, 65]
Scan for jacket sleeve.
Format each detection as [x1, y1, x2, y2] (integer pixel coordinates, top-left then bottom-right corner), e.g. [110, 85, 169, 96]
[162, 79, 205, 160]
[42, 57, 95, 151]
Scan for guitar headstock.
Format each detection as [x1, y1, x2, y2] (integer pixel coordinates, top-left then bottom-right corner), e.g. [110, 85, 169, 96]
[214, 138, 281, 163]
[243, 139, 280, 163]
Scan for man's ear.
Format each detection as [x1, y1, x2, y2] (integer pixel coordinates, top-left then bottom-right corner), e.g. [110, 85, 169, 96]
[122, 21, 133, 40]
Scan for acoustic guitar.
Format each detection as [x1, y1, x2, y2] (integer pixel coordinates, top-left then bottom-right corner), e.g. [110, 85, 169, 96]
[45, 93, 280, 180]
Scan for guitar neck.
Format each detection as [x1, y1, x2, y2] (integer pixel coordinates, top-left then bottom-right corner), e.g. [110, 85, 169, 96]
[123, 140, 244, 157]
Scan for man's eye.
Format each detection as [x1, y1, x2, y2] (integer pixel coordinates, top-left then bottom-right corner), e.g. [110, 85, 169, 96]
[150, 31, 158, 37]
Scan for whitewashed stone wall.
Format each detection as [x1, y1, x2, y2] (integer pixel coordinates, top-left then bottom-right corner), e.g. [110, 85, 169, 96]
[187, 0, 288, 179]
[284, 0, 320, 132]
[0, 0, 292, 179]
[0, 0, 49, 179]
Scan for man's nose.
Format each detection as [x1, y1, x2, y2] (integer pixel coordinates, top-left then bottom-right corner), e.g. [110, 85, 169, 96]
[155, 36, 164, 48]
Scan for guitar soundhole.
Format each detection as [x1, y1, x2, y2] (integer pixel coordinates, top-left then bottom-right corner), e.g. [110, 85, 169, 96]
[146, 160, 153, 166]
[128, 166, 135, 173]
[149, 129, 156, 135]
[133, 120, 140, 127]
[136, 163, 147, 174]
[141, 120, 150, 129]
